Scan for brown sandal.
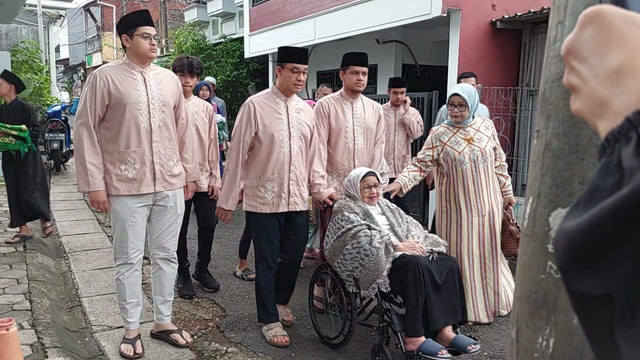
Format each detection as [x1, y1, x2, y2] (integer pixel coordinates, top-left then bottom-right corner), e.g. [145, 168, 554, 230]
[150, 328, 192, 348]
[119, 333, 144, 359]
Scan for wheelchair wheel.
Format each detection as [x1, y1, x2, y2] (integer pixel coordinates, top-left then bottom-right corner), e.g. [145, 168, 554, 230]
[308, 262, 357, 349]
[370, 344, 392, 360]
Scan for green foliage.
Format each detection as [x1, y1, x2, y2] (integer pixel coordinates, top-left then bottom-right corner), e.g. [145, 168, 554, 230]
[162, 23, 267, 131]
[8, 40, 56, 116]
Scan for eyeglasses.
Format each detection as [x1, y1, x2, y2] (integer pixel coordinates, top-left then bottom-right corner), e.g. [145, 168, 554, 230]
[360, 184, 382, 193]
[447, 103, 468, 112]
[284, 67, 309, 78]
[132, 33, 160, 44]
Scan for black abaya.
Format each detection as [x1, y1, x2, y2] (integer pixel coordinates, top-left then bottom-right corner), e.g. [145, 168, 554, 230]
[0, 98, 51, 228]
[388, 254, 467, 338]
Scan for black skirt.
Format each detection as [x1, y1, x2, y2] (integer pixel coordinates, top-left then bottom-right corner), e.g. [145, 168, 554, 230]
[2, 149, 51, 228]
[388, 253, 467, 338]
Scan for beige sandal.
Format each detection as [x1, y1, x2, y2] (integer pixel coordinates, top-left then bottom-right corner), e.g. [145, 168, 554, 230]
[261, 322, 290, 348]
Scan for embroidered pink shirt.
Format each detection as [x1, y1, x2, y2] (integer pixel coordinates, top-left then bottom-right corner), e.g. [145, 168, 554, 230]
[186, 95, 221, 192]
[217, 86, 324, 213]
[382, 103, 424, 178]
[313, 89, 389, 198]
[74, 56, 198, 195]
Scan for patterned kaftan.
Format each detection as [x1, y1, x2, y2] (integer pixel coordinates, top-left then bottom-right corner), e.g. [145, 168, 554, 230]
[395, 117, 515, 323]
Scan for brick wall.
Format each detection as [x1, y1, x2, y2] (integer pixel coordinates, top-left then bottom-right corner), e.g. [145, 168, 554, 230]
[250, 0, 354, 32]
[98, 0, 190, 33]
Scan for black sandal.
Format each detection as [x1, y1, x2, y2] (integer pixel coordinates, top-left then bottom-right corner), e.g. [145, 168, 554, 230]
[6, 234, 33, 244]
[150, 328, 192, 348]
[119, 333, 144, 359]
[42, 224, 55, 238]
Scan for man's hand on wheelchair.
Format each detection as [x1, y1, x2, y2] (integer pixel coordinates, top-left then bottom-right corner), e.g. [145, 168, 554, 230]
[314, 192, 340, 208]
[384, 182, 403, 199]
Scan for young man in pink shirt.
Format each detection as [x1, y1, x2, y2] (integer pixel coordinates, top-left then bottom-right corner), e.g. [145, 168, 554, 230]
[74, 10, 197, 358]
[382, 77, 424, 213]
[171, 55, 222, 299]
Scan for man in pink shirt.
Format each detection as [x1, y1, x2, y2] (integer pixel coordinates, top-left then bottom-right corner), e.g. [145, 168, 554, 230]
[313, 51, 389, 250]
[74, 10, 197, 358]
[382, 77, 424, 213]
[216, 46, 324, 348]
[171, 55, 222, 299]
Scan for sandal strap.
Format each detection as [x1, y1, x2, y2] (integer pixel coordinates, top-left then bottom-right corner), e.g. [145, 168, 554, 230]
[416, 338, 449, 358]
[241, 268, 255, 275]
[449, 334, 479, 353]
[121, 334, 142, 346]
[262, 322, 288, 337]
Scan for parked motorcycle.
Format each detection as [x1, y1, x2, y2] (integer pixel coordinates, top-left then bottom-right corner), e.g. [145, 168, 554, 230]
[43, 103, 73, 172]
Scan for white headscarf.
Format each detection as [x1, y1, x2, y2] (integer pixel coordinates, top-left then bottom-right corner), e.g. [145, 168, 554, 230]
[445, 83, 479, 126]
[343, 167, 382, 202]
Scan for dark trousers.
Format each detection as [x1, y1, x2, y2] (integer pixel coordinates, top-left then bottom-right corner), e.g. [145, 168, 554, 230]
[247, 211, 308, 324]
[384, 178, 409, 214]
[177, 192, 218, 276]
[238, 213, 252, 260]
[388, 254, 467, 338]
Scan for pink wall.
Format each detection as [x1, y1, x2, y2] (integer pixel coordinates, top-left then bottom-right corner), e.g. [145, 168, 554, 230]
[250, 0, 354, 32]
[443, 0, 551, 88]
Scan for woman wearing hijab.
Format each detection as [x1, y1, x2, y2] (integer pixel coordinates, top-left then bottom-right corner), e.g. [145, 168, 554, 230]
[386, 83, 516, 324]
[195, 81, 218, 112]
[325, 167, 478, 359]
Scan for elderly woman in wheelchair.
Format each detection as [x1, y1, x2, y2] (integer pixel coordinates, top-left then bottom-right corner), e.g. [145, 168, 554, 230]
[321, 167, 480, 359]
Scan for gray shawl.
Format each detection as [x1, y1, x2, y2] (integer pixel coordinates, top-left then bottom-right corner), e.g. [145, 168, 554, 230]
[324, 196, 448, 298]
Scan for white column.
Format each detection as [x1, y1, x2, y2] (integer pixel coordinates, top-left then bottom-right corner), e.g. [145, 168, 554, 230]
[446, 8, 461, 92]
[37, 0, 46, 64]
[48, 20, 59, 99]
[268, 52, 276, 86]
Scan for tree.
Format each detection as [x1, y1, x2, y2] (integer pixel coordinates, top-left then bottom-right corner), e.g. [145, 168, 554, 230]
[507, 0, 600, 358]
[163, 23, 267, 131]
[8, 40, 56, 116]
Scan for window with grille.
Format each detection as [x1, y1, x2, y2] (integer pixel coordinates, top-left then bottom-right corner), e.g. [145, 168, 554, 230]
[252, 0, 269, 6]
[237, 10, 244, 29]
[316, 64, 378, 94]
[211, 18, 220, 37]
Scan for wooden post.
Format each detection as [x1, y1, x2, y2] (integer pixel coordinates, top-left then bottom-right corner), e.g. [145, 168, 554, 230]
[507, 0, 604, 358]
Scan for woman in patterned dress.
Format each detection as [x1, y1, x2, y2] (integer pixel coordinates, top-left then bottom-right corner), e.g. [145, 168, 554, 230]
[385, 83, 516, 324]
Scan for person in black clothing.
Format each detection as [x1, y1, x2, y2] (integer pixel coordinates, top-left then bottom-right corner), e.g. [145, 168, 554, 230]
[0, 70, 53, 243]
[556, 5, 640, 359]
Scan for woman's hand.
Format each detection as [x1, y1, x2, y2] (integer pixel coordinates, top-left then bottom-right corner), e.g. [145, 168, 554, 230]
[503, 196, 516, 209]
[395, 241, 426, 255]
[384, 182, 403, 199]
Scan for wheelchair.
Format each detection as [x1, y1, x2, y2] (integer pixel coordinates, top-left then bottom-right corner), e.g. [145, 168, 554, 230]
[308, 262, 416, 360]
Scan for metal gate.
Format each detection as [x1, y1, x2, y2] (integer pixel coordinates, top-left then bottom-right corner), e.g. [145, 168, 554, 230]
[366, 91, 439, 225]
[480, 86, 539, 199]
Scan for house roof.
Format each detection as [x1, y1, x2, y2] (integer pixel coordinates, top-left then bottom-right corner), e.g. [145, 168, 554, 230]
[491, 6, 550, 25]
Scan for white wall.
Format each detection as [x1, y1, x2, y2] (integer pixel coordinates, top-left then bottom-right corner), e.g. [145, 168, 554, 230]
[304, 18, 449, 96]
[246, 0, 443, 58]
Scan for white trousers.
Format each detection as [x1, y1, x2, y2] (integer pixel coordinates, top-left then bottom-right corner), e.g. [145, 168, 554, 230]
[109, 189, 185, 330]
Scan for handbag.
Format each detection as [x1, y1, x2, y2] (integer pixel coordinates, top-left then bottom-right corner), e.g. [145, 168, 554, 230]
[501, 205, 521, 257]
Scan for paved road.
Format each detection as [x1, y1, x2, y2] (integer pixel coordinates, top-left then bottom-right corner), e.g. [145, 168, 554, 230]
[183, 207, 509, 359]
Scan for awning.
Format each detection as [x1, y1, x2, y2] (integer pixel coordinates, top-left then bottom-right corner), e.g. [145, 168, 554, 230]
[492, 7, 550, 28]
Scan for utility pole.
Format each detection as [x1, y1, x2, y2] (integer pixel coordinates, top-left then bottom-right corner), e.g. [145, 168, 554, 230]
[158, 0, 169, 54]
[36, 0, 45, 64]
[507, 0, 603, 358]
